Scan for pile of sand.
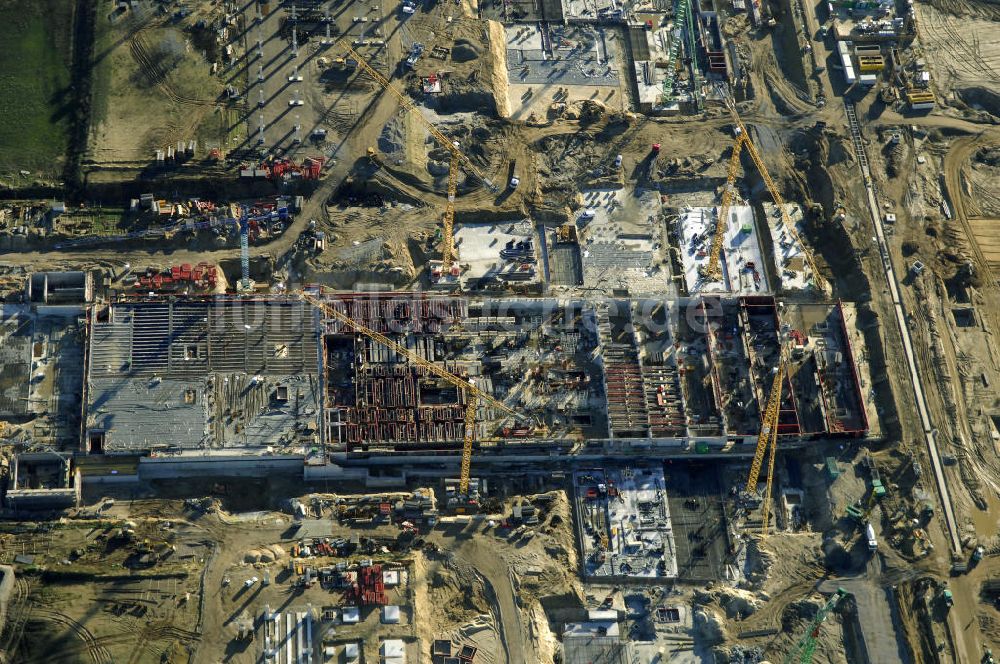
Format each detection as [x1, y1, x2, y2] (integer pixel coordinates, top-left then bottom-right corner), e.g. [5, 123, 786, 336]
[717, 587, 761, 619]
[693, 606, 727, 645]
[244, 544, 287, 564]
[486, 21, 511, 118]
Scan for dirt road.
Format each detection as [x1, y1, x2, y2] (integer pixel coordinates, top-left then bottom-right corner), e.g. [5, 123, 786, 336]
[430, 533, 533, 664]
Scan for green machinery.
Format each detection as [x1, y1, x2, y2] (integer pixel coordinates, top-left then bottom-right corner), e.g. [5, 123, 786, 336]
[782, 588, 849, 664]
[660, 0, 701, 108]
[846, 455, 888, 523]
[660, 0, 689, 102]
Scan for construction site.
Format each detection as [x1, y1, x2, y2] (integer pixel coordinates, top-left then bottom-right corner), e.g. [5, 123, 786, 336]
[2, 0, 1000, 660]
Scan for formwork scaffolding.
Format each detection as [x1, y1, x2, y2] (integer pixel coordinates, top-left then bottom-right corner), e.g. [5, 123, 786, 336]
[322, 295, 603, 450]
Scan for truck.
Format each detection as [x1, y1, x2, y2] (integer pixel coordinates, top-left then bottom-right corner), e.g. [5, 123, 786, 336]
[508, 159, 519, 189]
[865, 523, 878, 552]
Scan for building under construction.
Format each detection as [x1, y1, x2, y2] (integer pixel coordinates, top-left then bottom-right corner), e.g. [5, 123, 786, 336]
[686, 296, 869, 441]
[77, 293, 869, 458]
[321, 294, 605, 451]
[83, 299, 320, 454]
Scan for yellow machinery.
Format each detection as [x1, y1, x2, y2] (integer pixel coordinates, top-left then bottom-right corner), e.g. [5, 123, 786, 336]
[341, 44, 497, 271]
[705, 91, 827, 292]
[299, 291, 525, 498]
[701, 133, 748, 280]
[857, 55, 885, 73]
[744, 353, 788, 537]
[905, 89, 935, 109]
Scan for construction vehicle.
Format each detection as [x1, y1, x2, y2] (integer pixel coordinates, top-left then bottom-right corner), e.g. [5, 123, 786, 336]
[298, 290, 529, 510]
[744, 352, 788, 537]
[710, 87, 827, 292]
[846, 451, 888, 527]
[340, 43, 497, 277]
[405, 42, 425, 68]
[865, 522, 878, 552]
[781, 588, 848, 664]
[846, 482, 884, 526]
[940, 585, 954, 609]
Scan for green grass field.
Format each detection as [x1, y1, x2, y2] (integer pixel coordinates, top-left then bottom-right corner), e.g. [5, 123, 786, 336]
[0, 0, 76, 177]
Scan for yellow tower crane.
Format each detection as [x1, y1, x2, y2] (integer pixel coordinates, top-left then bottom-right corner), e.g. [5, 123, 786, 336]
[702, 89, 827, 292]
[299, 291, 526, 499]
[701, 133, 748, 281]
[744, 353, 788, 537]
[341, 44, 497, 274]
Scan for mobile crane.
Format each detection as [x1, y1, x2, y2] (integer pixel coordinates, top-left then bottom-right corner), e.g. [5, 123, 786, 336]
[781, 588, 849, 664]
[298, 291, 527, 502]
[340, 44, 497, 275]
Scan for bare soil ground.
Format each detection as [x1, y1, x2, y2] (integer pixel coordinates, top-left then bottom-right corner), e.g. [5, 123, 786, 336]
[915, 0, 1000, 113]
[89, 11, 226, 167]
[0, 486, 579, 664]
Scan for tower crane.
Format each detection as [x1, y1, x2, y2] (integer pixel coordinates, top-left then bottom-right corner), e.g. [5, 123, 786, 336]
[228, 204, 290, 291]
[298, 291, 528, 501]
[340, 44, 497, 274]
[744, 352, 787, 537]
[781, 588, 849, 664]
[703, 88, 827, 292]
[660, 0, 691, 104]
[700, 132, 747, 281]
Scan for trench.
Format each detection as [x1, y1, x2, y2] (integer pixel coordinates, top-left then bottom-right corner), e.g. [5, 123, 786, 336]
[64, 0, 98, 197]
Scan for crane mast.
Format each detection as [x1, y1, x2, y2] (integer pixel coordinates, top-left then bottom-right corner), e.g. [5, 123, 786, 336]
[781, 588, 849, 664]
[298, 291, 527, 502]
[660, 0, 691, 103]
[745, 353, 787, 537]
[239, 216, 250, 290]
[341, 44, 496, 270]
[702, 134, 747, 280]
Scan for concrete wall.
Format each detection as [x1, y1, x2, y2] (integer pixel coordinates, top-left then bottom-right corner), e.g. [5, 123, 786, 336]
[137, 455, 304, 479]
[303, 464, 368, 482]
[27, 272, 92, 304]
[5, 488, 79, 510]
